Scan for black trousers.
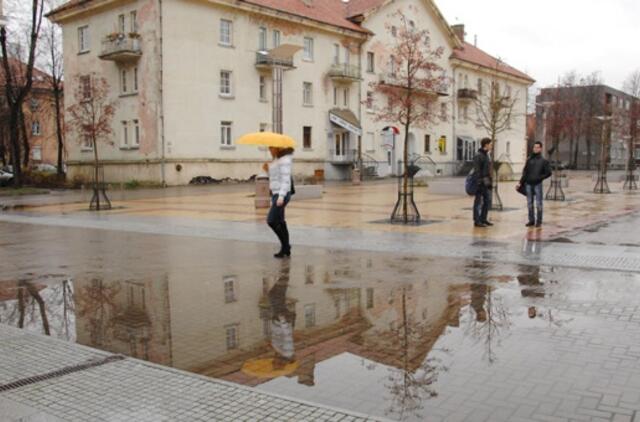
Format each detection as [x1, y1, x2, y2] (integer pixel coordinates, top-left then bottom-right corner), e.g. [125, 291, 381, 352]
[473, 184, 492, 224]
[267, 193, 291, 251]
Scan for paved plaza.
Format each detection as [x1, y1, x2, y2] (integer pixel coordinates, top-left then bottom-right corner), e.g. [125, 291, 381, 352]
[1, 173, 640, 421]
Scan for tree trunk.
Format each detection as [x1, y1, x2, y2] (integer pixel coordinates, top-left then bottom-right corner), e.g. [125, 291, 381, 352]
[54, 86, 65, 177]
[586, 138, 592, 169]
[26, 283, 50, 336]
[403, 122, 410, 223]
[9, 108, 22, 186]
[17, 286, 26, 329]
[20, 108, 30, 168]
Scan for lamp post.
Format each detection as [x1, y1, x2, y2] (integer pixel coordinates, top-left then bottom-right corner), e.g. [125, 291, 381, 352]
[593, 115, 613, 194]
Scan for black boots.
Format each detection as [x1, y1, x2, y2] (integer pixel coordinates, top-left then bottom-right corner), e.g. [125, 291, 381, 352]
[269, 221, 291, 258]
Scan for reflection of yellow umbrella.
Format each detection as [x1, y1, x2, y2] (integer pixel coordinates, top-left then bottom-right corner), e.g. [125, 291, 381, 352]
[236, 132, 296, 148]
[241, 358, 299, 378]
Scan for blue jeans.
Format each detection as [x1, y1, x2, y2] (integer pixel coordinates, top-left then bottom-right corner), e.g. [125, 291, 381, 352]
[473, 184, 492, 224]
[526, 183, 543, 224]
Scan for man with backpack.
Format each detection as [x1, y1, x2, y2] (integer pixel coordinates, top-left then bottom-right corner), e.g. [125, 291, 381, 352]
[472, 138, 494, 228]
[517, 141, 552, 227]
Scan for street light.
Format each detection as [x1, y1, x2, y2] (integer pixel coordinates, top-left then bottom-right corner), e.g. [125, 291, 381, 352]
[593, 115, 613, 194]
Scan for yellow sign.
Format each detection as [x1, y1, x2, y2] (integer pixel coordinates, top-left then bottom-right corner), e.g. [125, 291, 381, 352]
[438, 136, 447, 153]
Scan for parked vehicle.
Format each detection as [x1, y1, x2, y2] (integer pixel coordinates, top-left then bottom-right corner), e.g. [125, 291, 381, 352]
[33, 163, 57, 173]
[0, 169, 14, 186]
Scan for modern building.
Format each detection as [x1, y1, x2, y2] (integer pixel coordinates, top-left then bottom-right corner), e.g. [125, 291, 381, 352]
[536, 85, 640, 170]
[48, 0, 534, 185]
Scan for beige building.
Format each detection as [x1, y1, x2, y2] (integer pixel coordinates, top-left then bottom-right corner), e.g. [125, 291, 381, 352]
[48, 0, 534, 185]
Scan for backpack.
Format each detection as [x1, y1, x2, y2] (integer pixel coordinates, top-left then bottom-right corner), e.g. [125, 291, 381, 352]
[290, 177, 295, 195]
[465, 169, 478, 196]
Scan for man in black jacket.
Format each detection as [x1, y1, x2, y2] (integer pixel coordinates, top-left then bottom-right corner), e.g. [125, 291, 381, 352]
[517, 141, 552, 227]
[472, 138, 494, 228]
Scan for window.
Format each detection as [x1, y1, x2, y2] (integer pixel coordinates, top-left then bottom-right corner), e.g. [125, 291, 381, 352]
[258, 27, 267, 51]
[272, 30, 281, 48]
[130, 11, 138, 32]
[333, 44, 340, 65]
[121, 68, 128, 93]
[304, 304, 316, 328]
[220, 121, 232, 146]
[464, 74, 469, 89]
[259, 123, 268, 132]
[133, 119, 140, 147]
[463, 105, 468, 123]
[225, 325, 238, 350]
[391, 26, 397, 37]
[506, 141, 511, 155]
[118, 14, 126, 33]
[477, 78, 483, 95]
[303, 82, 313, 106]
[389, 55, 396, 76]
[344, 48, 350, 66]
[303, 37, 314, 61]
[31, 121, 41, 136]
[333, 87, 338, 106]
[424, 134, 431, 153]
[366, 288, 374, 309]
[29, 98, 39, 111]
[366, 91, 373, 111]
[78, 26, 89, 53]
[220, 70, 232, 96]
[305, 265, 314, 284]
[303, 126, 312, 149]
[366, 52, 375, 73]
[83, 134, 93, 150]
[440, 103, 447, 120]
[80, 75, 91, 99]
[366, 132, 375, 152]
[219, 19, 232, 46]
[409, 20, 415, 31]
[343, 88, 350, 107]
[133, 67, 138, 92]
[505, 84, 512, 98]
[224, 276, 236, 303]
[259, 76, 267, 101]
[32, 146, 42, 161]
[121, 121, 129, 147]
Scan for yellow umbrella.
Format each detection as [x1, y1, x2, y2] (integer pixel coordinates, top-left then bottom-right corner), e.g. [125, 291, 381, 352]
[241, 358, 299, 378]
[236, 132, 296, 148]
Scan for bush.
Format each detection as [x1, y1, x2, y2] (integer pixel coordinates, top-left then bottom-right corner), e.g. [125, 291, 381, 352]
[22, 170, 67, 188]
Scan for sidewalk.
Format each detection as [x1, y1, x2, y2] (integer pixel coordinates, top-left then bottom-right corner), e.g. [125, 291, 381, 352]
[0, 324, 382, 422]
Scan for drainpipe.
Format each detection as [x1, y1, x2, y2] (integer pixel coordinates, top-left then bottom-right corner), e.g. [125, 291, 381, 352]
[451, 65, 457, 175]
[357, 39, 363, 176]
[158, 0, 167, 187]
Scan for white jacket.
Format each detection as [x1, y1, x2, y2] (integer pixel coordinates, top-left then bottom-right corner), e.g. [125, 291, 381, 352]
[269, 154, 292, 199]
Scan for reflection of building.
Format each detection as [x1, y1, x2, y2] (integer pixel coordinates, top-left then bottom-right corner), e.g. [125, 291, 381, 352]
[49, 0, 532, 184]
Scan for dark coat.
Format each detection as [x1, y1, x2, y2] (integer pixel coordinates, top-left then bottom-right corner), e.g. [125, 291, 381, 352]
[473, 149, 493, 188]
[520, 153, 552, 185]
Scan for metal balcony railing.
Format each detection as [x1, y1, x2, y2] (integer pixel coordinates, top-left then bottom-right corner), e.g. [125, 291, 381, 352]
[328, 64, 361, 81]
[328, 149, 357, 164]
[255, 52, 294, 68]
[457, 88, 478, 101]
[99, 33, 142, 62]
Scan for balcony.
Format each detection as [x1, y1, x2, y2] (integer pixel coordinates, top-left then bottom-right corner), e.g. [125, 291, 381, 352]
[457, 88, 478, 101]
[328, 64, 361, 83]
[255, 52, 294, 69]
[99, 33, 142, 62]
[328, 149, 357, 165]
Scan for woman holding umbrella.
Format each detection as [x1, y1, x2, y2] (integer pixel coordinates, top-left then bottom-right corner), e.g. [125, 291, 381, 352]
[237, 133, 295, 258]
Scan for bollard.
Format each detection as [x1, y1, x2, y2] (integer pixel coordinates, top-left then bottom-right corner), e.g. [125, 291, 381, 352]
[255, 176, 270, 209]
[351, 168, 361, 185]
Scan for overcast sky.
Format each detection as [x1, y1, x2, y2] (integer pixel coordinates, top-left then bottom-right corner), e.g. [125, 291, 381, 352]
[437, 0, 640, 91]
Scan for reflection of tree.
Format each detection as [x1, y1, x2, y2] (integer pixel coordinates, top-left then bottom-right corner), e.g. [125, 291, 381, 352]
[517, 266, 573, 328]
[384, 286, 447, 419]
[0, 281, 55, 336]
[464, 284, 511, 364]
[76, 279, 120, 347]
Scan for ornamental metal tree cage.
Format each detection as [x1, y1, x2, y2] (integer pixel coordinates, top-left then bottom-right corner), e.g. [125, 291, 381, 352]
[545, 164, 566, 201]
[89, 165, 112, 211]
[390, 160, 421, 224]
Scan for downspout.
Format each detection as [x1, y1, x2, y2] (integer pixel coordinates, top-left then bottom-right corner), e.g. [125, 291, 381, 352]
[451, 65, 457, 175]
[357, 38, 363, 176]
[158, 0, 166, 186]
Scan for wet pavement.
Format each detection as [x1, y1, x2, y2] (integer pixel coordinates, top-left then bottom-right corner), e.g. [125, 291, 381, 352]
[2, 211, 640, 421]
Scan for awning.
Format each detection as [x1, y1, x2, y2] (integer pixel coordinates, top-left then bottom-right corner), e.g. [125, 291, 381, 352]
[329, 108, 362, 136]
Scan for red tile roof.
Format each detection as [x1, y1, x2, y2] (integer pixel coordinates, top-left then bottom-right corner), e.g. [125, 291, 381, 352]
[343, 0, 387, 18]
[0, 58, 54, 90]
[451, 42, 534, 82]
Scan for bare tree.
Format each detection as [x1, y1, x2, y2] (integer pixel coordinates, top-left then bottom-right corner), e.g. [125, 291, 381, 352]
[369, 6, 447, 223]
[622, 70, 640, 190]
[0, 0, 46, 186]
[66, 73, 116, 210]
[579, 72, 604, 170]
[474, 60, 519, 210]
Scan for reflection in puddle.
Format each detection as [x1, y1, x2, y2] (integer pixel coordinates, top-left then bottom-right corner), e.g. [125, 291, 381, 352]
[0, 249, 634, 421]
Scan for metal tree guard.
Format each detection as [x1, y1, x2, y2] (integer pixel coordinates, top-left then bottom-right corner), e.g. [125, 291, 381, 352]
[623, 136, 638, 191]
[593, 116, 612, 194]
[390, 160, 421, 224]
[89, 165, 112, 211]
[490, 153, 513, 211]
[545, 145, 565, 201]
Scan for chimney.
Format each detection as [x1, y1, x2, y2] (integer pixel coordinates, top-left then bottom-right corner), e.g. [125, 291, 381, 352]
[451, 24, 465, 43]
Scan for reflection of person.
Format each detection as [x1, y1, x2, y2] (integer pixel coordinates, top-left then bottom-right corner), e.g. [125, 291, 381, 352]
[517, 141, 552, 228]
[268, 262, 296, 362]
[263, 147, 294, 258]
[517, 267, 545, 298]
[472, 138, 493, 228]
[470, 283, 488, 322]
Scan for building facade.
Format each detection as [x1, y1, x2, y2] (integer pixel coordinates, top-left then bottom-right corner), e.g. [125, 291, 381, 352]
[49, 0, 534, 185]
[536, 85, 640, 170]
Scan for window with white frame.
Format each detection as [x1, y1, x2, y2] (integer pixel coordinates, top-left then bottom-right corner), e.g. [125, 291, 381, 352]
[303, 37, 314, 61]
[477, 78, 483, 95]
[223, 276, 236, 303]
[225, 325, 238, 350]
[31, 121, 41, 136]
[389, 55, 396, 75]
[440, 103, 447, 121]
[258, 27, 267, 51]
[121, 121, 129, 147]
[304, 304, 316, 328]
[391, 26, 397, 37]
[32, 146, 42, 161]
[83, 134, 93, 150]
[366, 288, 374, 309]
[424, 134, 431, 153]
[133, 119, 140, 147]
[343, 88, 350, 107]
[120, 68, 128, 94]
[219, 19, 232, 46]
[80, 75, 91, 100]
[303, 126, 312, 149]
[259, 123, 268, 132]
[118, 14, 126, 33]
[303, 82, 313, 106]
[259, 76, 267, 101]
[78, 26, 90, 53]
[220, 121, 232, 146]
[366, 52, 375, 73]
[366, 91, 373, 111]
[130, 11, 138, 32]
[133, 67, 138, 92]
[272, 30, 281, 48]
[333, 43, 340, 65]
[333, 87, 338, 106]
[220, 70, 232, 96]
[463, 105, 468, 123]
[344, 48, 350, 66]
[366, 132, 375, 152]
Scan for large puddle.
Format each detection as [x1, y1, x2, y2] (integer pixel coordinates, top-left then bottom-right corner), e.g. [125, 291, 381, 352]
[1, 222, 639, 420]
